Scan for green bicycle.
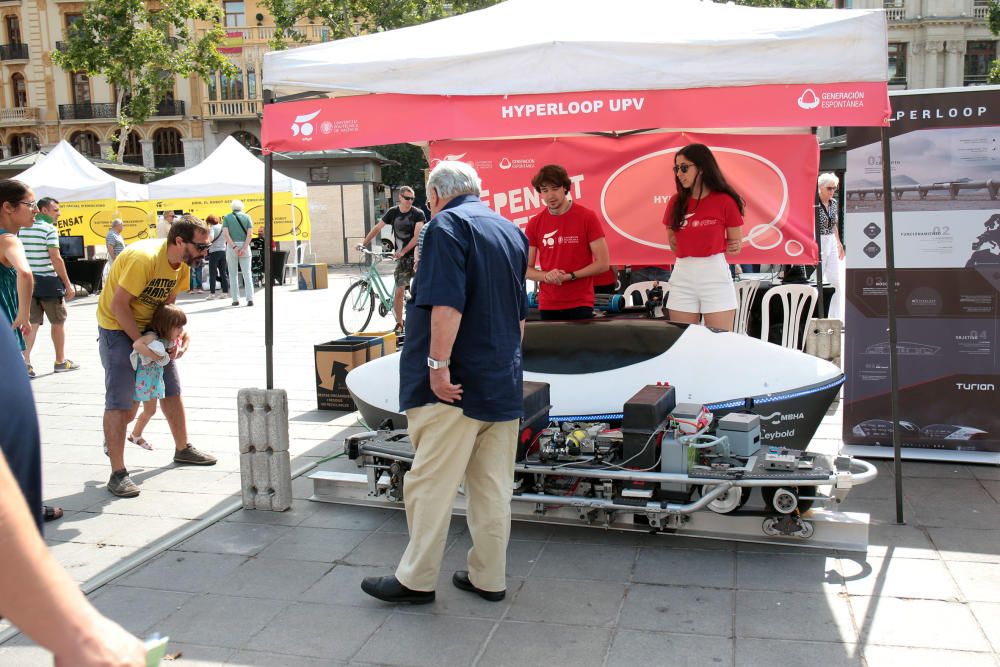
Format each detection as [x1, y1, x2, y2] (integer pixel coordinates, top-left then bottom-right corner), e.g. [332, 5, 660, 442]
[339, 247, 408, 335]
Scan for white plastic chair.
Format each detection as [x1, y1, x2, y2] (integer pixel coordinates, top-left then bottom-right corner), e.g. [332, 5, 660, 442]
[733, 280, 761, 335]
[623, 280, 669, 317]
[283, 242, 309, 285]
[760, 284, 817, 349]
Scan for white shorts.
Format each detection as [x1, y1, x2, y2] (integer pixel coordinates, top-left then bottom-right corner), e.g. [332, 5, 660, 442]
[667, 254, 738, 314]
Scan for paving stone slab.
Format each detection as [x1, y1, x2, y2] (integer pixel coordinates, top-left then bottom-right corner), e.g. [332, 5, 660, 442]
[736, 552, 844, 593]
[115, 551, 247, 593]
[202, 556, 331, 600]
[175, 520, 290, 556]
[850, 596, 991, 652]
[441, 536, 545, 578]
[619, 583, 734, 637]
[735, 638, 862, 667]
[0, 644, 55, 665]
[476, 621, 612, 667]
[506, 577, 626, 627]
[154, 641, 234, 666]
[223, 500, 320, 527]
[341, 531, 411, 567]
[864, 522, 940, 560]
[351, 610, 493, 666]
[632, 546, 735, 588]
[605, 628, 733, 667]
[397, 576, 523, 620]
[946, 560, 1000, 603]
[862, 645, 999, 667]
[735, 590, 857, 643]
[256, 525, 369, 563]
[970, 602, 1000, 654]
[226, 650, 343, 666]
[298, 503, 395, 531]
[530, 542, 637, 582]
[244, 601, 389, 660]
[298, 563, 397, 608]
[840, 556, 961, 601]
[157, 593, 288, 650]
[87, 585, 194, 638]
[94, 489, 237, 520]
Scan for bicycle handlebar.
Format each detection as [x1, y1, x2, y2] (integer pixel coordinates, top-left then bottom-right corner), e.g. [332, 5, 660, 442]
[356, 245, 393, 260]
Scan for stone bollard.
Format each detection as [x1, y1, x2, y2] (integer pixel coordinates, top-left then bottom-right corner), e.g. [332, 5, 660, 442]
[804, 318, 843, 367]
[237, 388, 292, 511]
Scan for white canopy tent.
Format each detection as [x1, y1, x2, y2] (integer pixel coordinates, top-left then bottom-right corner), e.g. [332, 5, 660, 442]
[147, 136, 306, 200]
[14, 140, 148, 202]
[263, 0, 887, 97]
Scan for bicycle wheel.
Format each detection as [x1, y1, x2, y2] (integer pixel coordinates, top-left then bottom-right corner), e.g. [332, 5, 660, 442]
[340, 280, 375, 335]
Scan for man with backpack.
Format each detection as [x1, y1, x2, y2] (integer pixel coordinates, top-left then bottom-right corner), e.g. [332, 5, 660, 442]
[222, 200, 254, 307]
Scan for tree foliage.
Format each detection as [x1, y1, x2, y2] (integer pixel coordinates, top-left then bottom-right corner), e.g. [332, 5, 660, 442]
[989, 0, 1000, 84]
[52, 0, 237, 162]
[727, 0, 830, 6]
[261, 0, 501, 50]
[368, 143, 429, 205]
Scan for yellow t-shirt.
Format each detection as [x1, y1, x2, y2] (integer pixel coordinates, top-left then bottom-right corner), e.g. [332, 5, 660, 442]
[97, 239, 189, 331]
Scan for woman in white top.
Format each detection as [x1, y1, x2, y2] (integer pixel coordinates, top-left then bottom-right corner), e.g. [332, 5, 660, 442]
[205, 214, 230, 300]
[817, 173, 846, 320]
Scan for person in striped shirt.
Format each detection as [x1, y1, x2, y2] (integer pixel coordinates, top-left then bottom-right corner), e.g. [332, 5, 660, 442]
[18, 197, 78, 378]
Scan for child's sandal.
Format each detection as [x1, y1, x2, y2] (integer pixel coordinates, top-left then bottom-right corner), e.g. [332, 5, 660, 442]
[128, 434, 153, 451]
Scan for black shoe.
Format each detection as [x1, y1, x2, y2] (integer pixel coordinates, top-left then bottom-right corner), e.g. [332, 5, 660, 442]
[360, 575, 435, 604]
[247, 300, 254, 307]
[452, 570, 505, 602]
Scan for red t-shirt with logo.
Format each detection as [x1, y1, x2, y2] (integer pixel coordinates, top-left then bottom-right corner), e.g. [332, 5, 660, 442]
[526, 203, 605, 310]
[662, 191, 744, 258]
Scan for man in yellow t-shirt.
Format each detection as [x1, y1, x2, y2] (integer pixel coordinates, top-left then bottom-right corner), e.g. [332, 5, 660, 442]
[97, 217, 217, 498]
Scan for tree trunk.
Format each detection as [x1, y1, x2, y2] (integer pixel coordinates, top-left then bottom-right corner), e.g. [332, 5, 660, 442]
[115, 88, 129, 163]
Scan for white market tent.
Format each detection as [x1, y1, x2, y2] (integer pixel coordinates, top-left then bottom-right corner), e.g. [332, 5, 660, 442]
[147, 135, 306, 200]
[263, 0, 887, 98]
[14, 140, 148, 202]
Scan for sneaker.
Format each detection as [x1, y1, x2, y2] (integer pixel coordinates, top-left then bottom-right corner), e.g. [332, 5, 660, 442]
[53, 359, 80, 373]
[107, 469, 140, 497]
[26, 363, 35, 379]
[232, 300, 239, 306]
[173, 445, 217, 466]
[246, 300, 254, 307]
[206, 293, 216, 300]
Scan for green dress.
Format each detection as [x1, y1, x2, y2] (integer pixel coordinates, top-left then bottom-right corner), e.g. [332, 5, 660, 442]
[0, 230, 25, 351]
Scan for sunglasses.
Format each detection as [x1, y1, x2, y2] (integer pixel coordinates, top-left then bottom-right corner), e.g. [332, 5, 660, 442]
[673, 164, 695, 175]
[400, 195, 415, 201]
[188, 241, 212, 251]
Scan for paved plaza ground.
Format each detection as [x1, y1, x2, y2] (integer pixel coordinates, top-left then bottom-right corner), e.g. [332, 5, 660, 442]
[1, 266, 998, 666]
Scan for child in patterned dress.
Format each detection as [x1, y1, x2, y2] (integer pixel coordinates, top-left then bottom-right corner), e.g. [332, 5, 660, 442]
[127, 304, 187, 450]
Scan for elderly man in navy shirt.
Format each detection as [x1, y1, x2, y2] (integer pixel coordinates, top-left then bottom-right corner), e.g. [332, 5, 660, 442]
[362, 160, 529, 605]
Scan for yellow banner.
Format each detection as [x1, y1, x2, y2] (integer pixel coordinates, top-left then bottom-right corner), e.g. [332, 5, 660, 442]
[55, 200, 156, 246]
[153, 193, 311, 241]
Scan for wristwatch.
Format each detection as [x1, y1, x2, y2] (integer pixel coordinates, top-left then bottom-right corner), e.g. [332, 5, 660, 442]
[427, 356, 450, 370]
[568, 272, 577, 281]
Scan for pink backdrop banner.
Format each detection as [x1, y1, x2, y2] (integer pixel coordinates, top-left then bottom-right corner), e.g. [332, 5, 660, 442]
[263, 82, 889, 153]
[430, 133, 820, 266]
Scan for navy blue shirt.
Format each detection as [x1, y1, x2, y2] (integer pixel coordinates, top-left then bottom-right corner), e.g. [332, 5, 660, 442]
[399, 194, 529, 422]
[0, 319, 43, 534]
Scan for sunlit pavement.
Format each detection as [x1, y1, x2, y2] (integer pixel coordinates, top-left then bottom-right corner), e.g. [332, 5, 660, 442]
[2, 266, 998, 666]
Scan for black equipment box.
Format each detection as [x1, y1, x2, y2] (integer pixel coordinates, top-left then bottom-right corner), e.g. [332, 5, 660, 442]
[517, 381, 551, 461]
[622, 384, 676, 470]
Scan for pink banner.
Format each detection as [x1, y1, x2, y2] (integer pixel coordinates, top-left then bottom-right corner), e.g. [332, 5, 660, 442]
[263, 82, 889, 153]
[430, 133, 820, 266]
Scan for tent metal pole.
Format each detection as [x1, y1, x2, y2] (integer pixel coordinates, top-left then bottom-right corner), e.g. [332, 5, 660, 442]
[880, 126, 904, 525]
[264, 151, 274, 390]
[811, 128, 825, 318]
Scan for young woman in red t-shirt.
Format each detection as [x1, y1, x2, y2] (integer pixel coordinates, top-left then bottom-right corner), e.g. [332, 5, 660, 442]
[662, 144, 745, 331]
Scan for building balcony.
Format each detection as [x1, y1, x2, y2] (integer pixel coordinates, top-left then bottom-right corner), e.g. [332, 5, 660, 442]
[59, 103, 117, 120]
[973, 3, 989, 18]
[153, 153, 184, 169]
[200, 23, 333, 45]
[203, 98, 262, 119]
[154, 100, 185, 117]
[964, 74, 990, 86]
[0, 107, 40, 127]
[884, 6, 906, 20]
[0, 43, 29, 60]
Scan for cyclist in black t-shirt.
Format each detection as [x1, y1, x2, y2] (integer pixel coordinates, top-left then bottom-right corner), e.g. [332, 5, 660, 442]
[359, 186, 426, 333]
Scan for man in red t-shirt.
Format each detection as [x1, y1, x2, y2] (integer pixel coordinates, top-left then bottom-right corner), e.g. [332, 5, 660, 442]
[524, 165, 609, 320]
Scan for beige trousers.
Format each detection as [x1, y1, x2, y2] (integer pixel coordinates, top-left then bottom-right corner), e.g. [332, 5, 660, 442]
[395, 401, 519, 593]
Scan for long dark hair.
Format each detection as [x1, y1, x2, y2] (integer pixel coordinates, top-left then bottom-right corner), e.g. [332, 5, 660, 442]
[149, 303, 187, 339]
[669, 144, 745, 231]
[0, 179, 29, 208]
